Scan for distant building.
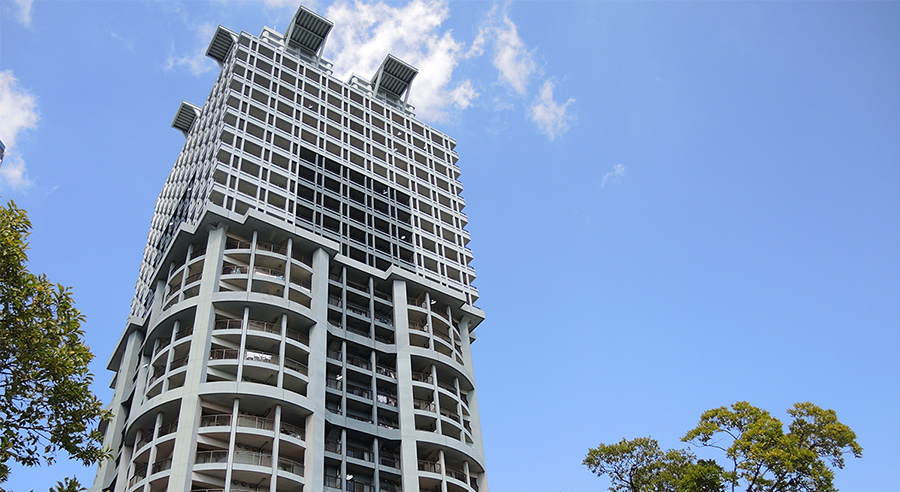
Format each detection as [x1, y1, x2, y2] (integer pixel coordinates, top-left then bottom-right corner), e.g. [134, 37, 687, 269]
[90, 6, 488, 492]
[0, 139, 6, 165]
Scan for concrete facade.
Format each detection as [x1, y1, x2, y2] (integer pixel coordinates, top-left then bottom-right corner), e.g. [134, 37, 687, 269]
[90, 7, 488, 492]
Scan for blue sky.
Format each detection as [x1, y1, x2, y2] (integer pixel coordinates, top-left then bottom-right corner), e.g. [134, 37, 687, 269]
[2, 0, 898, 490]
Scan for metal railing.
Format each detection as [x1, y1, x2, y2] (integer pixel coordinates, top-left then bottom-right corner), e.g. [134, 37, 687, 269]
[411, 371, 433, 383]
[151, 457, 172, 474]
[326, 378, 343, 390]
[413, 399, 435, 412]
[445, 466, 467, 482]
[417, 460, 441, 474]
[376, 393, 397, 407]
[174, 325, 193, 340]
[327, 349, 342, 360]
[375, 365, 396, 378]
[346, 354, 371, 370]
[253, 265, 285, 280]
[408, 321, 428, 333]
[346, 444, 372, 462]
[277, 456, 304, 476]
[324, 440, 341, 453]
[208, 348, 240, 361]
[346, 384, 371, 399]
[184, 272, 203, 285]
[437, 379, 456, 393]
[170, 355, 189, 370]
[222, 265, 249, 275]
[379, 453, 400, 468]
[280, 422, 305, 440]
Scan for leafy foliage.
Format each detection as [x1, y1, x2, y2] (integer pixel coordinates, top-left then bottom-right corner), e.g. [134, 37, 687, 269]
[583, 437, 723, 492]
[0, 200, 110, 490]
[585, 402, 861, 492]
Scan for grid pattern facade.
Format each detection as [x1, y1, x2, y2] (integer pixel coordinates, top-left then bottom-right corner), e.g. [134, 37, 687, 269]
[92, 8, 487, 492]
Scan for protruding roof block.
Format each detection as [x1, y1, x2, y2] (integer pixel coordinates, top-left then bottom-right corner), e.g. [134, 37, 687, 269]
[172, 101, 201, 136]
[206, 26, 237, 64]
[284, 6, 333, 56]
[371, 55, 417, 101]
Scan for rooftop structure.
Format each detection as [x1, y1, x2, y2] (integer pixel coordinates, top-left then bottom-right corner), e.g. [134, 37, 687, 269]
[90, 6, 488, 492]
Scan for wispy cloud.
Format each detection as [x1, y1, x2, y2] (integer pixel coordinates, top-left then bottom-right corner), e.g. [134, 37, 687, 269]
[0, 70, 39, 191]
[471, 3, 535, 95]
[9, 0, 34, 26]
[165, 22, 217, 76]
[531, 80, 574, 141]
[601, 163, 626, 188]
[324, 0, 477, 122]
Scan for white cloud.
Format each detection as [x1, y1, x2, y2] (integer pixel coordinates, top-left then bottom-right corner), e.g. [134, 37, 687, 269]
[324, 0, 477, 121]
[471, 3, 535, 95]
[0, 70, 39, 191]
[11, 0, 34, 26]
[531, 79, 574, 141]
[601, 163, 626, 188]
[165, 23, 217, 76]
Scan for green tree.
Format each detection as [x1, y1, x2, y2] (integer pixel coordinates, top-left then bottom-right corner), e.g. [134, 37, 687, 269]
[585, 402, 861, 492]
[583, 437, 724, 492]
[0, 200, 110, 491]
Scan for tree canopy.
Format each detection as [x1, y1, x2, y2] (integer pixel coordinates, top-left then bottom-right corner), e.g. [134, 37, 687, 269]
[584, 402, 861, 492]
[0, 200, 110, 491]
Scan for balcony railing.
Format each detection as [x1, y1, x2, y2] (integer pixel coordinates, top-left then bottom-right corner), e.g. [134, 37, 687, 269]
[253, 265, 285, 281]
[159, 421, 178, 436]
[408, 321, 428, 333]
[347, 384, 372, 399]
[326, 377, 343, 390]
[199, 414, 232, 428]
[327, 349, 342, 360]
[277, 456, 305, 476]
[222, 265, 249, 275]
[325, 440, 341, 453]
[346, 302, 369, 317]
[437, 379, 456, 393]
[170, 355, 189, 370]
[209, 348, 240, 361]
[148, 365, 166, 386]
[347, 479, 373, 492]
[127, 465, 147, 488]
[281, 421, 305, 440]
[346, 354, 371, 370]
[379, 453, 400, 468]
[413, 399, 435, 412]
[346, 444, 373, 462]
[440, 407, 460, 423]
[411, 371, 433, 384]
[256, 240, 286, 254]
[445, 466, 467, 482]
[376, 393, 397, 407]
[174, 325, 193, 340]
[347, 280, 368, 293]
[151, 457, 172, 474]
[225, 238, 250, 250]
[417, 460, 441, 474]
[291, 248, 311, 266]
[184, 272, 203, 285]
[408, 297, 428, 309]
[214, 318, 242, 330]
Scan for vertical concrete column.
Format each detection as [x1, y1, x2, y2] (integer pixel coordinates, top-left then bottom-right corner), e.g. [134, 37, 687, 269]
[431, 364, 442, 435]
[392, 280, 419, 492]
[143, 412, 163, 491]
[438, 448, 448, 492]
[236, 307, 250, 383]
[224, 398, 240, 492]
[247, 231, 258, 293]
[283, 238, 293, 301]
[277, 313, 287, 389]
[304, 247, 330, 491]
[101, 328, 144, 492]
[458, 317, 487, 492]
[270, 404, 282, 492]
[162, 320, 179, 394]
[168, 224, 228, 492]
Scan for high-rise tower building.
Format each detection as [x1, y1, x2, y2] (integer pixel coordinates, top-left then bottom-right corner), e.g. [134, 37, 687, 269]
[90, 7, 487, 492]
